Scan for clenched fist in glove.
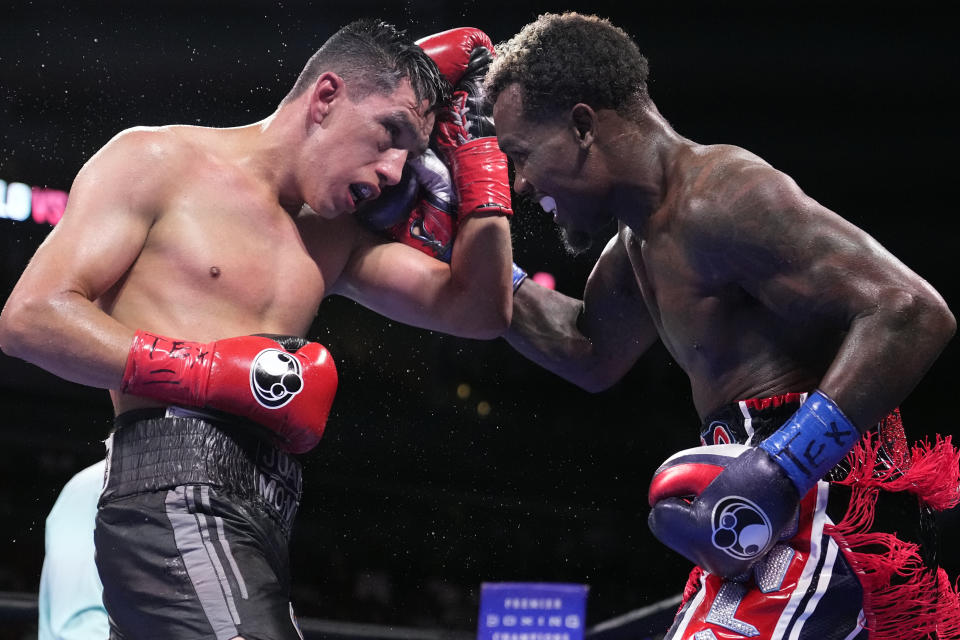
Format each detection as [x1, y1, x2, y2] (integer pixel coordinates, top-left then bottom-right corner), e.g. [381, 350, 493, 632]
[417, 27, 512, 217]
[648, 391, 860, 579]
[121, 331, 338, 454]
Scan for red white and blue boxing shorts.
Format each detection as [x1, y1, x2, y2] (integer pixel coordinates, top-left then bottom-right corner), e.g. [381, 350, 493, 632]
[664, 393, 960, 640]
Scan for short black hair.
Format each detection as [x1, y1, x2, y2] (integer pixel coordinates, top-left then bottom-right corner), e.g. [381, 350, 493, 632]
[282, 19, 450, 110]
[486, 12, 650, 122]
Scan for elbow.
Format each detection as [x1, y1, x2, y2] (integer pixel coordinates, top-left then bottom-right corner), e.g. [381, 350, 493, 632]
[463, 298, 512, 340]
[915, 290, 955, 347]
[0, 289, 67, 361]
[885, 285, 956, 350]
[929, 298, 957, 347]
[575, 372, 619, 394]
[567, 358, 622, 393]
[0, 298, 35, 360]
[449, 283, 512, 339]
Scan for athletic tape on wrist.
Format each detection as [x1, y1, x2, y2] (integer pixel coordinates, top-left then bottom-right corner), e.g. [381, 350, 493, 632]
[511, 263, 528, 292]
[449, 138, 513, 217]
[758, 390, 859, 495]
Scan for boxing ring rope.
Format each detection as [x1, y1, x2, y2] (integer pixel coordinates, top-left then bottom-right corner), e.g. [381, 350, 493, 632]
[0, 590, 680, 639]
[586, 593, 681, 640]
[0, 591, 37, 622]
[0, 590, 473, 639]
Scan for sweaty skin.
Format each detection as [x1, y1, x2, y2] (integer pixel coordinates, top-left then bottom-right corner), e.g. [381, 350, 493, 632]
[0, 75, 513, 417]
[495, 83, 954, 429]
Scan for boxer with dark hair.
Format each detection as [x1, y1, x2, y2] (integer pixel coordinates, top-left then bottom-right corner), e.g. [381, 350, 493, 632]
[0, 19, 513, 639]
[489, 12, 959, 640]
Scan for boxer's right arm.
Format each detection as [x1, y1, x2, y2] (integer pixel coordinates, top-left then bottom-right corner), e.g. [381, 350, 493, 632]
[0, 128, 166, 388]
[505, 233, 658, 391]
[121, 332, 337, 453]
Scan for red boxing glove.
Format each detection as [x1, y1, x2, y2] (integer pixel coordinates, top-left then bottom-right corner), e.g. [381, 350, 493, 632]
[417, 27, 512, 218]
[415, 27, 494, 86]
[121, 331, 338, 454]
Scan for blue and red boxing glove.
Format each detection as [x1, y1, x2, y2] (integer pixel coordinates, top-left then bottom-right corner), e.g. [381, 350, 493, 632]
[121, 331, 338, 454]
[648, 390, 860, 578]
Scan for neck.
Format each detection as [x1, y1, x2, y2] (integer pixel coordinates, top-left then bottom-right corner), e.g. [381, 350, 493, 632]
[602, 103, 686, 231]
[233, 100, 309, 212]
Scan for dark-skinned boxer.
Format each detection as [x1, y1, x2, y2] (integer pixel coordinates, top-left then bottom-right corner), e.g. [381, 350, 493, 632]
[490, 12, 959, 640]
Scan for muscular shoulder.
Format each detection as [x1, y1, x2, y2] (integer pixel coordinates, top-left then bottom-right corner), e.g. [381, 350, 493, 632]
[73, 125, 216, 218]
[671, 144, 810, 241]
[666, 143, 851, 289]
[77, 126, 196, 195]
[94, 126, 199, 170]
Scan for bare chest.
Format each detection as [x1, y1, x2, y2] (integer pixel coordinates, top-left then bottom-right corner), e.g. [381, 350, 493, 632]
[623, 221, 828, 416]
[110, 184, 339, 338]
[623, 225, 739, 367]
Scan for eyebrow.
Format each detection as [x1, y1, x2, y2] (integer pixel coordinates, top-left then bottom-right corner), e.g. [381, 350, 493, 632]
[495, 137, 525, 156]
[383, 111, 430, 157]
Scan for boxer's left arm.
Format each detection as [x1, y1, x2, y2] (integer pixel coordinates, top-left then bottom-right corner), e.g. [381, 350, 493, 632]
[648, 158, 955, 578]
[328, 26, 514, 339]
[330, 205, 512, 339]
[700, 162, 955, 430]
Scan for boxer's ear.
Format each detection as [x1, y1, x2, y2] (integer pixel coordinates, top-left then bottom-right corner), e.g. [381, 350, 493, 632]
[310, 72, 343, 123]
[571, 103, 596, 149]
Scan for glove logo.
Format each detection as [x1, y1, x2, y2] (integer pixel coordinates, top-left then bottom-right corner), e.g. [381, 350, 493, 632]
[710, 496, 772, 560]
[250, 349, 304, 409]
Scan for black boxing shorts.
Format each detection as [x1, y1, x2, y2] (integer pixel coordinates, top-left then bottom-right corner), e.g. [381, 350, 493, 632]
[665, 393, 960, 640]
[95, 406, 305, 640]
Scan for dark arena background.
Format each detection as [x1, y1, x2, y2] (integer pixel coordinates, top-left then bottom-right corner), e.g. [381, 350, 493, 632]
[1, 1, 957, 638]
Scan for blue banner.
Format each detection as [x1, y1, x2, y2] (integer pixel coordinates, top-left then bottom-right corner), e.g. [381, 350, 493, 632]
[477, 582, 589, 640]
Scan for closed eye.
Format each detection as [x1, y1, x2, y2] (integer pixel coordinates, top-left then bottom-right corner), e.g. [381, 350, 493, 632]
[379, 113, 427, 157]
[385, 122, 401, 143]
[377, 122, 399, 153]
[507, 152, 529, 173]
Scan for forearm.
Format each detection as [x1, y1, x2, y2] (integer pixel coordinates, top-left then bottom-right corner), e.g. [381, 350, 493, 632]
[0, 290, 133, 389]
[441, 214, 513, 338]
[504, 282, 606, 390]
[819, 288, 956, 430]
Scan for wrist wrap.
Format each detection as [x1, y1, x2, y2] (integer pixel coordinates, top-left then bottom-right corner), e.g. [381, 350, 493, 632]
[758, 390, 859, 494]
[511, 263, 528, 292]
[448, 138, 513, 217]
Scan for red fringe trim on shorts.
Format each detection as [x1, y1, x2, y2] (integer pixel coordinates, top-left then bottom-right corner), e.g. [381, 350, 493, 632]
[824, 415, 960, 640]
[679, 565, 705, 612]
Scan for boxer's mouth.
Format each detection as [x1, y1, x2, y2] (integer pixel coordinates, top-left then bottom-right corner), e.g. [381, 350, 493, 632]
[350, 183, 377, 206]
[539, 195, 558, 218]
